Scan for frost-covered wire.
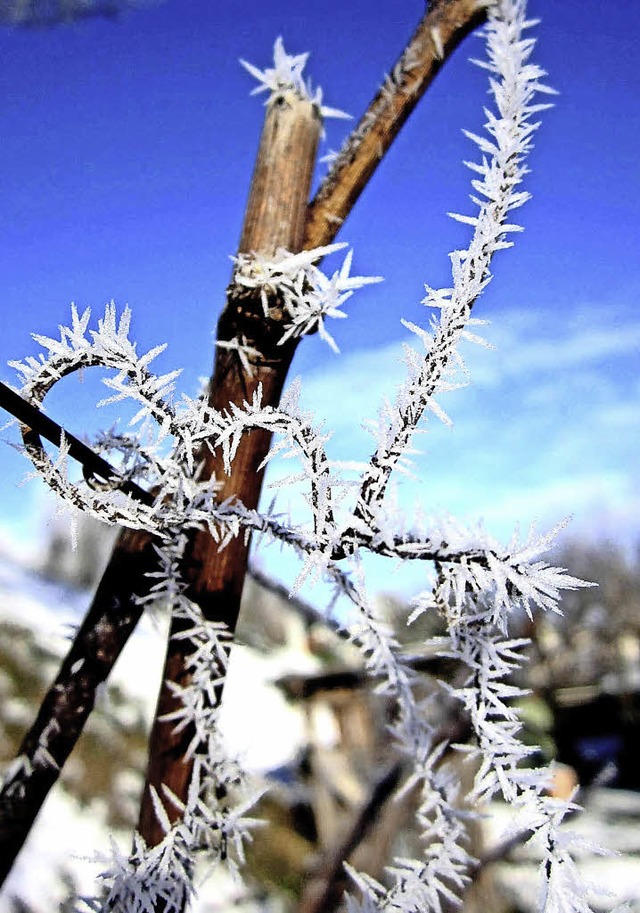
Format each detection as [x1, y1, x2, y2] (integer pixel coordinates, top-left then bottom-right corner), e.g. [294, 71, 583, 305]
[7, 2, 605, 912]
[353, 0, 555, 525]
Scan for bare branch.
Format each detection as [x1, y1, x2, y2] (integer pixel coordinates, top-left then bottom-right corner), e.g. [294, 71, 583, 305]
[303, 0, 489, 250]
[296, 764, 404, 913]
[0, 525, 158, 886]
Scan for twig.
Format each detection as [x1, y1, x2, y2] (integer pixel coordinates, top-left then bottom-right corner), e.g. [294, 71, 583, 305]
[0, 381, 154, 506]
[296, 764, 404, 913]
[304, 0, 488, 250]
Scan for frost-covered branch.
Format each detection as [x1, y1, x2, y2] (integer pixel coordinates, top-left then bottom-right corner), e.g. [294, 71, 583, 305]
[304, 0, 489, 250]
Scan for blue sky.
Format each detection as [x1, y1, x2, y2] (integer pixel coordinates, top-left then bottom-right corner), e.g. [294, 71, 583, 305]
[1, 0, 638, 594]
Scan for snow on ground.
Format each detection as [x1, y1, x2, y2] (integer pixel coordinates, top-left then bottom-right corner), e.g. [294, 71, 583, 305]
[0, 552, 310, 911]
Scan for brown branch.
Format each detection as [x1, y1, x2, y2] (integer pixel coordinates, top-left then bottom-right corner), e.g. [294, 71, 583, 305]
[296, 764, 404, 913]
[0, 525, 158, 887]
[136, 93, 323, 850]
[304, 0, 489, 251]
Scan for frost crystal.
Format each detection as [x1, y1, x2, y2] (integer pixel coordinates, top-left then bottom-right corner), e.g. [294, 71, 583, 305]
[240, 36, 350, 120]
[233, 244, 382, 353]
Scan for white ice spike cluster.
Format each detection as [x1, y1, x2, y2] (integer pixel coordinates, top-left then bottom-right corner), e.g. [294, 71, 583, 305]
[240, 35, 350, 121]
[7, 2, 604, 912]
[355, 0, 556, 524]
[232, 243, 383, 353]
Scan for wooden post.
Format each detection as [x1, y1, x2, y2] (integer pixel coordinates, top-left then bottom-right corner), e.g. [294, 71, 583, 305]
[136, 92, 322, 849]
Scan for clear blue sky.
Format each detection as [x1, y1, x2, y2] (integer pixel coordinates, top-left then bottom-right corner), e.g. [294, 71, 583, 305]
[1, 0, 638, 589]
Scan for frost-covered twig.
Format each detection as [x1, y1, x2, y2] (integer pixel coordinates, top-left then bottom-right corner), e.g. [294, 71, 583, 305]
[354, 0, 554, 525]
[0, 380, 154, 506]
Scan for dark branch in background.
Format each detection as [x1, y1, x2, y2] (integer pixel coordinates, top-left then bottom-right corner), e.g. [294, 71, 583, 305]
[0, 524, 157, 886]
[276, 650, 462, 701]
[296, 764, 404, 913]
[0, 382, 160, 885]
[294, 716, 474, 913]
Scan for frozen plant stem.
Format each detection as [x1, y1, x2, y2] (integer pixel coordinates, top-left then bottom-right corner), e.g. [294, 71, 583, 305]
[136, 88, 323, 850]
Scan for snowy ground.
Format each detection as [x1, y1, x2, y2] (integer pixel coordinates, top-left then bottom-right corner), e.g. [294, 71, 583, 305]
[1, 554, 639, 912]
[0, 553, 312, 911]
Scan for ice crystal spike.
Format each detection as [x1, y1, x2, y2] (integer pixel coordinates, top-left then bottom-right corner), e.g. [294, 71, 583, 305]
[233, 245, 382, 353]
[240, 35, 350, 120]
